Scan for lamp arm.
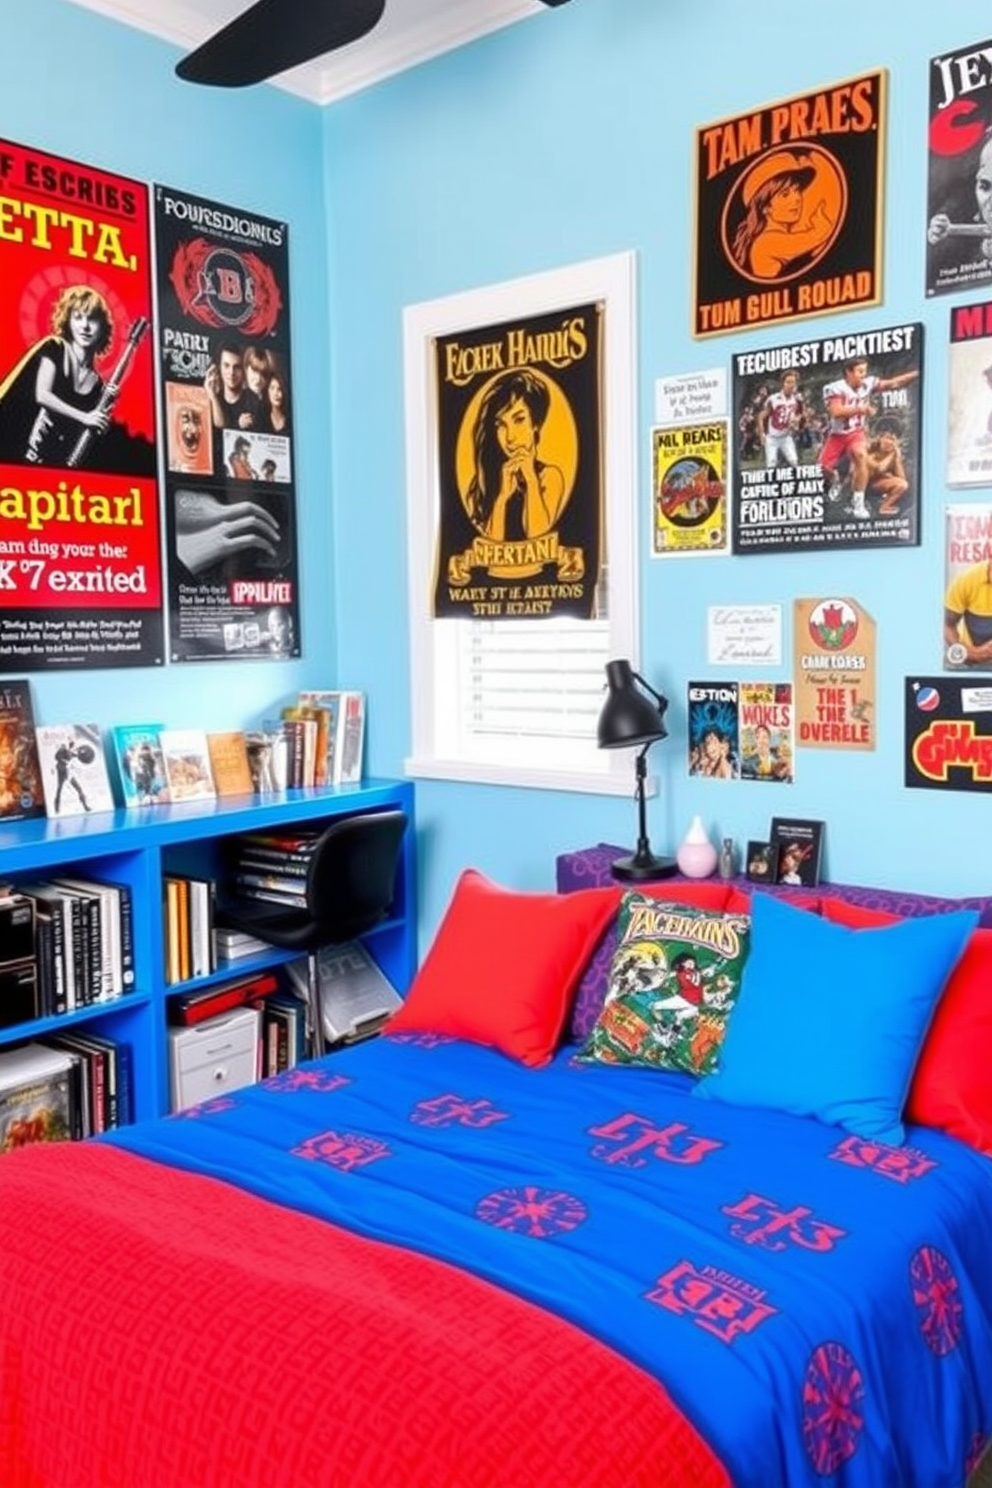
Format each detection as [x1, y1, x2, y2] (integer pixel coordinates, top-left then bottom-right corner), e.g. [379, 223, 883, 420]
[632, 744, 653, 866]
[631, 668, 666, 712]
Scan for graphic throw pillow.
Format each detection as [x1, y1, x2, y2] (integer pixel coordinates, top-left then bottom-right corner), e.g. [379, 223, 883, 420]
[579, 893, 751, 1076]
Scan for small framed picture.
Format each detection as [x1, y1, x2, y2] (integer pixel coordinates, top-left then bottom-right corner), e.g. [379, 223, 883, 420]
[769, 817, 825, 888]
[745, 840, 778, 884]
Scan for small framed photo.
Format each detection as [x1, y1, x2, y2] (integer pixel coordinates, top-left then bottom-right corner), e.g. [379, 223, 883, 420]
[745, 840, 778, 884]
[769, 817, 824, 888]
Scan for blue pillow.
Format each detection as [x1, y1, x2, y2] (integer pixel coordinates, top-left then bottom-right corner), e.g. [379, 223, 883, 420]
[694, 891, 978, 1145]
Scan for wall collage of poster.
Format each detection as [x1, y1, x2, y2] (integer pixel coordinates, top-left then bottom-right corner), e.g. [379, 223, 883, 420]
[0, 137, 299, 670]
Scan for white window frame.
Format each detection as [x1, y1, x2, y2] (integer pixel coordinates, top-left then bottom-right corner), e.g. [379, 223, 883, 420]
[402, 250, 643, 795]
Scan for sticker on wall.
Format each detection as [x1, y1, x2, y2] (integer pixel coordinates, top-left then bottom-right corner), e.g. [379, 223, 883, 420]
[732, 323, 923, 553]
[926, 38, 992, 298]
[944, 503, 992, 669]
[654, 369, 727, 425]
[652, 421, 728, 557]
[0, 137, 165, 671]
[905, 677, 992, 791]
[431, 304, 602, 619]
[707, 604, 782, 666]
[946, 300, 992, 486]
[692, 70, 886, 338]
[794, 598, 876, 750]
[687, 681, 740, 779]
[153, 184, 300, 663]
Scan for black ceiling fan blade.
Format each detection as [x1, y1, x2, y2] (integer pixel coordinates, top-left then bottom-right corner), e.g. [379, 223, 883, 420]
[176, 0, 387, 87]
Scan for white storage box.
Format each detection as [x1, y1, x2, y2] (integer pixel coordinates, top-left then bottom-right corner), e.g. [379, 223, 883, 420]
[168, 1005, 260, 1112]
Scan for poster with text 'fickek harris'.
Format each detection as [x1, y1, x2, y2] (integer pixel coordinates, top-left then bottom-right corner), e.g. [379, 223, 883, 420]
[0, 138, 164, 670]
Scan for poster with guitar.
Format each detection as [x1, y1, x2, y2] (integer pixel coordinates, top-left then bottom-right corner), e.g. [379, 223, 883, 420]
[0, 137, 164, 670]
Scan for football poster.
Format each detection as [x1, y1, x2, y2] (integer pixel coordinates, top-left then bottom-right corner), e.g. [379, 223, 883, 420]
[652, 422, 728, 557]
[926, 38, 992, 298]
[731, 323, 923, 553]
[431, 303, 602, 620]
[154, 184, 300, 662]
[905, 676, 992, 791]
[693, 71, 886, 338]
[0, 138, 164, 670]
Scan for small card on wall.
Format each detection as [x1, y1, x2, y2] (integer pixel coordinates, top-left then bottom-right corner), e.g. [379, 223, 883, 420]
[793, 597, 876, 750]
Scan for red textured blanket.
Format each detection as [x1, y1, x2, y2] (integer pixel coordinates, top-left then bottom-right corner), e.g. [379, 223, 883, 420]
[0, 1143, 728, 1488]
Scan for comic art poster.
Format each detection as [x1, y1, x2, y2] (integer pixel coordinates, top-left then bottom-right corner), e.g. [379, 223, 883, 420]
[944, 503, 992, 670]
[732, 323, 923, 554]
[793, 597, 876, 750]
[687, 681, 739, 779]
[154, 184, 299, 662]
[693, 71, 885, 338]
[738, 681, 794, 783]
[947, 300, 992, 485]
[0, 139, 164, 670]
[926, 39, 992, 298]
[652, 422, 728, 557]
[432, 304, 601, 619]
[905, 676, 992, 792]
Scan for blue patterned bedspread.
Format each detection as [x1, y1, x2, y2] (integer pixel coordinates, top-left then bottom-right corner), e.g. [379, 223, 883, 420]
[108, 1033, 992, 1487]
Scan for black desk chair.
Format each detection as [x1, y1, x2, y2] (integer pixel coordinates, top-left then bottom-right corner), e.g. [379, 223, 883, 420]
[222, 808, 408, 952]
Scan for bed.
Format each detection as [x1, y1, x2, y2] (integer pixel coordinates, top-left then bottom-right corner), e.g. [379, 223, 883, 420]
[3, 864, 992, 1488]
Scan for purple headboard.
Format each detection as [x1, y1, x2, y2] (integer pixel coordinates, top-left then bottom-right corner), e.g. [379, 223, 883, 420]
[557, 843, 992, 1043]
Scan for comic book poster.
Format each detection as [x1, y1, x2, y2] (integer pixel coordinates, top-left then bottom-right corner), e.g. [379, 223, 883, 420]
[905, 675, 992, 792]
[944, 503, 992, 670]
[731, 323, 923, 554]
[926, 39, 992, 298]
[0, 138, 164, 670]
[793, 597, 876, 750]
[432, 304, 601, 619]
[693, 71, 885, 338]
[738, 681, 794, 783]
[947, 300, 992, 486]
[687, 681, 739, 779]
[652, 422, 728, 557]
[154, 184, 299, 662]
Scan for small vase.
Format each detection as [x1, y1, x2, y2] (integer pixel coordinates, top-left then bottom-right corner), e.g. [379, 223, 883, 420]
[676, 815, 718, 879]
[719, 837, 737, 880]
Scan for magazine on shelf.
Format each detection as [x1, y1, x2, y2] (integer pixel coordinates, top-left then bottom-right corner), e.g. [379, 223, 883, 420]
[768, 817, 825, 888]
[0, 1042, 76, 1152]
[206, 731, 254, 797]
[159, 729, 216, 802]
[111, 723, 170, 807]
[0, 677, 45, 823]
[35, 724, 115, 818]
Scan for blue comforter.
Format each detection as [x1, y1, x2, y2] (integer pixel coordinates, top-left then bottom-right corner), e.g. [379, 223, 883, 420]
[108, 1033, 992, 1487]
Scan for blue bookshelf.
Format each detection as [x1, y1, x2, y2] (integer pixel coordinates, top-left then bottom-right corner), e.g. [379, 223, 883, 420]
[0, 778, 417, 1120]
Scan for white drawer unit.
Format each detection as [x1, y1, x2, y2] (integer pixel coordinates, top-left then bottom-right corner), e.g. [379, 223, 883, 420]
[168, 1006, 260, 1113]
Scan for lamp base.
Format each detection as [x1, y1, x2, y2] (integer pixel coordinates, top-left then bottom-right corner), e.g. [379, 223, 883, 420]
[611, 852, 678, 882]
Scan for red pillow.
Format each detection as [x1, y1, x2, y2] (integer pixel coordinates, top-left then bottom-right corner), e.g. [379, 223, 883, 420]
[724, 886, 821, 916]
[821, 896, 992, 1154]
[389, 870, 619, 1066]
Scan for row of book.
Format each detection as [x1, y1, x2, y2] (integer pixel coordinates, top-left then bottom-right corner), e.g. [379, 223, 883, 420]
[1, 875, 134, 1024]
[0, 1034, 132, 1154]
[223, 826, 320, 913]
[163, 875, 217, 986]
[0, 678, 367, 824]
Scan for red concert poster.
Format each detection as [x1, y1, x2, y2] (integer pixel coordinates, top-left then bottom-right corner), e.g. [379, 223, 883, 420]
[0, 138, 164, 670]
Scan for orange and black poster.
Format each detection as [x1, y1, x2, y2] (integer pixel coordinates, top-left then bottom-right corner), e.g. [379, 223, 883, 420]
[693, 72, 886, 339]
[0, 138, 163, 670]
[432, 303, 602, 619]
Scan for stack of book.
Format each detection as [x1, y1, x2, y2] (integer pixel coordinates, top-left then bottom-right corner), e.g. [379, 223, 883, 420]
[0, 1036, 132, 1150]
[162, 875, 216, 985]
[285, 689, 366, 788]
[15, 874, 134, 1015]
[41, 1030, 133, 1136]
[224, 828, 319, 914]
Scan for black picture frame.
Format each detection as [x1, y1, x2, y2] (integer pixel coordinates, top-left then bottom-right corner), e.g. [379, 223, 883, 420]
[769, 817, 825, 888]
[745, 840, 778, 884]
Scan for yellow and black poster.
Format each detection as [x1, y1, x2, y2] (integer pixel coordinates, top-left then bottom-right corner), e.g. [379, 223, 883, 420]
[693, 71, 886, 339]
[432, 303, 602, 619]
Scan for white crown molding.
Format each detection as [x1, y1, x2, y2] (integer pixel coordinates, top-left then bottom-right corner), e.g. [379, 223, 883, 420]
[61, 0, 547, 106]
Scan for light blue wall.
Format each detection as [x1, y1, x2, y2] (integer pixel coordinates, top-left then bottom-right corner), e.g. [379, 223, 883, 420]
[1, 0, 334, 730]
[4, 0, 991, 951]
[322, 0, 992, 928]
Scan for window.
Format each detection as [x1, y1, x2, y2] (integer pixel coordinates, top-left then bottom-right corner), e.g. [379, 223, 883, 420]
[403, 251, 640, 794]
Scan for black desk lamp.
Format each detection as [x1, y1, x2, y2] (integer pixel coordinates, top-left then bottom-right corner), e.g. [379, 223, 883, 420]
[597, 658, 676, 881]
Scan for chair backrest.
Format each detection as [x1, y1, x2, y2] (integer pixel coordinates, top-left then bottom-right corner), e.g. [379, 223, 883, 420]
[224, 808, 408, 951]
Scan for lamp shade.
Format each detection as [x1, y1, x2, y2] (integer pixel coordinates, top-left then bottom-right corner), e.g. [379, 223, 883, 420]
[597, 659, 669, 750]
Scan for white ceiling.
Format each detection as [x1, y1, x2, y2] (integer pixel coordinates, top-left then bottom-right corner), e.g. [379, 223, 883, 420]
[63, 0, 551, 106]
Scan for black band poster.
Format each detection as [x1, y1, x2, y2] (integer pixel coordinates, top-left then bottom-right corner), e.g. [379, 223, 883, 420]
[926, 38, 992, 298]
[154, 184, 300, 662]
[432, 303, 602, 620]
[0, 138, 164, 670]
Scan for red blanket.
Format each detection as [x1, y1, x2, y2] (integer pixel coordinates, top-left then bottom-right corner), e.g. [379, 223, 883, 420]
[0, 1143, 728, 1488]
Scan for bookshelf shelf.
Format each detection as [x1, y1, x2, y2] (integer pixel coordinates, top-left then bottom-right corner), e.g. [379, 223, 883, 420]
[0, 779, 417, 1122]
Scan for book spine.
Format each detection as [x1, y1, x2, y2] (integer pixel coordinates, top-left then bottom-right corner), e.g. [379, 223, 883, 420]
[108, 879, 135, 990]
[35, 910, 55, 1018]
[64, 894, 85, 1008]
[233, 883, 309, 909]
[234, 848, 311, 876]
[164, 879, 181, 986]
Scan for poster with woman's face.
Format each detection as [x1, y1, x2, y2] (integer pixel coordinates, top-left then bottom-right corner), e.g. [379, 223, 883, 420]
[693, 71, 885, 338]
[432, 303, 603, 620]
